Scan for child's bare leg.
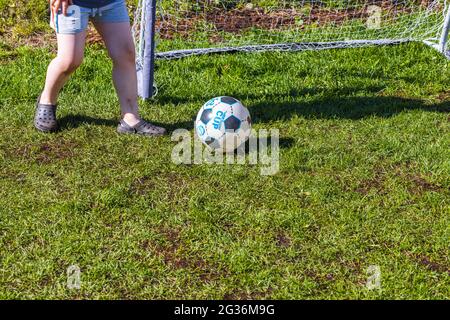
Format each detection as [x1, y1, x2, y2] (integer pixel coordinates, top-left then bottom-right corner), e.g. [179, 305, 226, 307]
[93, 22, 140, 126]
[40, 32, 86, 105]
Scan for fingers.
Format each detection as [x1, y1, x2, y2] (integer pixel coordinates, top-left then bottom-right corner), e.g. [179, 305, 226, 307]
[51, 0, 61, 16]
[51, 0, 72, 16]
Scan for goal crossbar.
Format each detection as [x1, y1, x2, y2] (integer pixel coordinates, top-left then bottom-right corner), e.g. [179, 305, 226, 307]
[155, 39, 411, 60]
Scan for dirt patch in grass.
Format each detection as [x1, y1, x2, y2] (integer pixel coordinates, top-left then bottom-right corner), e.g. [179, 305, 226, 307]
[355, 167, 386, 195]
[436, 89, 450, 103]
[35, 142, 77, 163]
[407, 252, 450, 274]
[129, 171, 192, 212]
[144, 226, 228, 282]
[154, 227, 190, 269]
[304, 269, 335, 286]
[340, 259, 363, 274]
[275, 232, 291, 248]
[393, 164, 444, 195]
[166, 171, 188, 190]
[408, 175, 443, 194]
[130, 171, 190, 194]
[9, 138, 78, 164]
[334, 253, 364, 280]
[129, 176, 156, 195]
[128, 171, 195, 212]
[355, 164, 445, 196]
[0, 171, 27, 184]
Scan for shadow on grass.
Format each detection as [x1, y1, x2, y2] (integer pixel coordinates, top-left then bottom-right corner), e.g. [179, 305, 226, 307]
[58, 114, 177, 133]
[248, 95, 450, 123]
[59, 95, 449, 135]
[242, 136, 295, 153]
[160, 92, 449, 126]
[58, 114, 117, 130]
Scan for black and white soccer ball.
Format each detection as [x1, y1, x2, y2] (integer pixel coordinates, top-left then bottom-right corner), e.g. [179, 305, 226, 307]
[195, 96, 252, 153]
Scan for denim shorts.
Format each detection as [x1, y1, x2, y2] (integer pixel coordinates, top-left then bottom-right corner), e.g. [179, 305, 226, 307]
[50, 1, 130, 34]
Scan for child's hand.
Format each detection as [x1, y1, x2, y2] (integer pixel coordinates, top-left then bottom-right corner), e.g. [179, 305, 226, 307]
[50, 0, 74, 16]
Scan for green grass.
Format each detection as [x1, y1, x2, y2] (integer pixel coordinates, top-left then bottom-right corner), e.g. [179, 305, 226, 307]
[0, 41, 449, 299]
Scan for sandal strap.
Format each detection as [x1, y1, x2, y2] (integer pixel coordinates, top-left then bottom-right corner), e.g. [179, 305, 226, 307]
[37, 104, 57, 116]
[37, 104, 57, 110]
[134, 120, 152, 131]
[119, 119, 133, 130]
[118, 119, 167, 136]
[36, 94, 57, 108]
[120, 119, 158, 131]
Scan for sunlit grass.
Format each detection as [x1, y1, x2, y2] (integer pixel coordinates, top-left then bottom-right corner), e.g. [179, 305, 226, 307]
[0, 41, 449, 299]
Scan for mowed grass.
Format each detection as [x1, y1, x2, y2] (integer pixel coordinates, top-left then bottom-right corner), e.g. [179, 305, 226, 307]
[0, 40, 449, 299]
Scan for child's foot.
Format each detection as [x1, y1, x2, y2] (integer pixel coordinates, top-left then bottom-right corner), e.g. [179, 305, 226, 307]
[34, 95, 59, 132]
[117, 119, 167, 136]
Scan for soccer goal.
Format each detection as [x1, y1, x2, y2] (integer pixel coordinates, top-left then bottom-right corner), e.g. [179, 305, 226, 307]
[133, 0, 450, 99]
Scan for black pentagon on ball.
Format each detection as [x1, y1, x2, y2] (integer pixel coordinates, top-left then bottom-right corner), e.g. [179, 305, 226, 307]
[200, 108, 213, 125]
[224, 115, 241, 131]
[221, 96, 238, 105]
[205, 137, 216, 146]
[205, 137, 220, 149]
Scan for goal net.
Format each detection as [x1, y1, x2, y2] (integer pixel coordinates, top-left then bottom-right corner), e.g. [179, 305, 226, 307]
[133, 0, 450, 98]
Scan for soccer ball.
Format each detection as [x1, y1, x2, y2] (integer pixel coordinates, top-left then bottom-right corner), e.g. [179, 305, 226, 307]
[195, 96, 252, 153]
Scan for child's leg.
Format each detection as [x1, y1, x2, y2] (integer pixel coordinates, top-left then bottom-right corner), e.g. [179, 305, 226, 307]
[93, 21, 141, 127]
[40, 32, 86, 105]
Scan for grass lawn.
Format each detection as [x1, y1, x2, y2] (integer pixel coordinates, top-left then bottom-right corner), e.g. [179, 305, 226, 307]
[0, 40, 449, 299]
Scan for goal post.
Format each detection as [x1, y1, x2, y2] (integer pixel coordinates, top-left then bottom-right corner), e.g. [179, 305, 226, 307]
[135, 0, 157, 99]
[135, 0, 450, 99]
[439, 3, 450, 53]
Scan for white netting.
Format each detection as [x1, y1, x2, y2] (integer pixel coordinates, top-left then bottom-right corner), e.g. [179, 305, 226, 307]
[134, 0, 449, 59]
[133, 1, 450, 96]
[132, 0, 147, 73]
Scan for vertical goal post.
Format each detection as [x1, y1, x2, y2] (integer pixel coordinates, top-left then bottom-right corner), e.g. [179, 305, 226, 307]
[134, 0, 450, 100]
[135, 0, 157, 99]
[439, 3, 450, 53]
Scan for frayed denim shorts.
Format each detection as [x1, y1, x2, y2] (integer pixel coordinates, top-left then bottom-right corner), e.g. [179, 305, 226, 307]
[50, 1, 130, 34]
